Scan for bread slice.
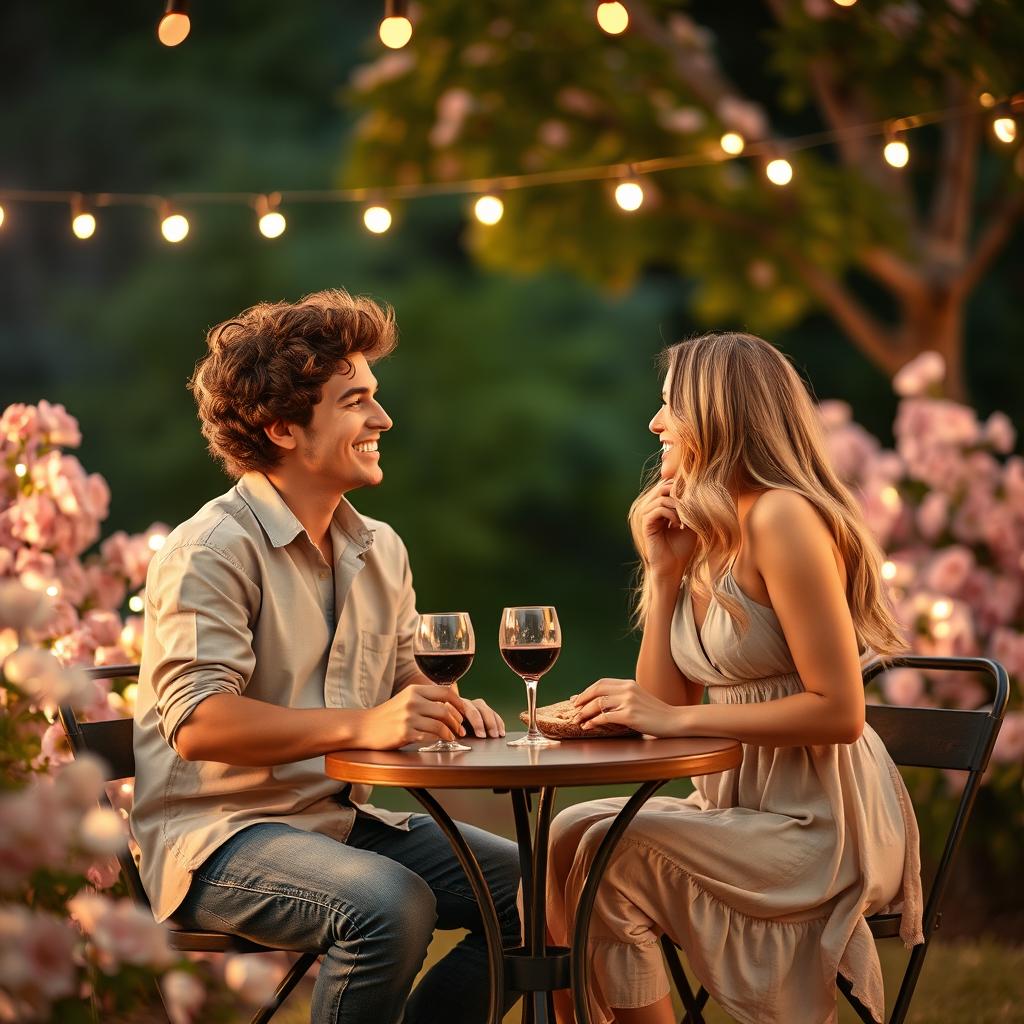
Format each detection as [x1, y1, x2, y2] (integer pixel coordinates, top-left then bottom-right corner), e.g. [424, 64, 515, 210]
[519, 699, 638, 739]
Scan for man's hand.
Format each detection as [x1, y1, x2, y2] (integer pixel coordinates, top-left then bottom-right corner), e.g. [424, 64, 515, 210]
[358, 684, 467, 749]
[452, 692, 506, 738]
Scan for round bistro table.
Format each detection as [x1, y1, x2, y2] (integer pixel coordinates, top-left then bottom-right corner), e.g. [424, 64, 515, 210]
[325, 732, 741, 1024]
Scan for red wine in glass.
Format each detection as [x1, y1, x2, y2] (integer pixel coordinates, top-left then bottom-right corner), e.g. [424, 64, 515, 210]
[414, 613, 474, 753]
[500, 606, 561, 748]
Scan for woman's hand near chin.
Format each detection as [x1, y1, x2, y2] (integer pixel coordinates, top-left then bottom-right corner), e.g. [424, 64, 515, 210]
[570, 678, 687, 737]
[640, 482, 697, 584]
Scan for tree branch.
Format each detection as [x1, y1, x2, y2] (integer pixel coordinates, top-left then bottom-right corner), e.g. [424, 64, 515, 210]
[857, 247, 928, 303]
[956, 190, 1024, 299]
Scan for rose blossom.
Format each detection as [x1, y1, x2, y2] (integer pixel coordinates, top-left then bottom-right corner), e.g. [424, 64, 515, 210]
[892, 351, 944, 397]
[923, 546, 974, 595]
[991, 711, 1024, 763]
[224, 954, 286, 1005]
[162, 969, 206, 1024]
[68, 893, 174, 973]
[0, 580, 54, 633]
[881, 668, 925, 706]
[0, 906, 78, 1005]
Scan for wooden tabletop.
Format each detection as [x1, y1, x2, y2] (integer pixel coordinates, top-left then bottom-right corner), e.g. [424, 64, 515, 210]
[325, 732, 742, 789]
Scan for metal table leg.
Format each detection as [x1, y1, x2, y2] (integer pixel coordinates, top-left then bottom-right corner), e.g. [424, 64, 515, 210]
[408, 788, 507, 1024]
[570, 780, 669, 1024]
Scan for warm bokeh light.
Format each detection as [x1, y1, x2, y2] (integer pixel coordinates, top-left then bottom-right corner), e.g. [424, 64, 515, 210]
[147, 533, 167, 552]
[596, 2, 629, 34]
[979, 92, 997, 109]
[14, 463, 27, 478]
[0, 204, 5, 230]
[363, 205, 393, 233]
[883, 138, 910, 168]
[720, 131, 745, 156]
[765, 158, 793, 186]
[160, 213, 189, 243]
[258, 211, 287, 238]
[379, 16, 413, 48]
[72, 212, 96, 239]
[157, 12, 191, 47]
[473, 195, 504, 225]
[129, 595, 145, 613]
[614, 180, 644, 211]
[832, 0, 857, 6]
[993, 116, 1017, 144]
[931, 598, 954, 621]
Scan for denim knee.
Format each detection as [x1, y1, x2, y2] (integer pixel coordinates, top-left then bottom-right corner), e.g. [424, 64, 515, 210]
[357, 865, 438, 957]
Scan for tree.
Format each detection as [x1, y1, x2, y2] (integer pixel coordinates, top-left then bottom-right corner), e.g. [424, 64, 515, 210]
[343, 0, 1024, 400]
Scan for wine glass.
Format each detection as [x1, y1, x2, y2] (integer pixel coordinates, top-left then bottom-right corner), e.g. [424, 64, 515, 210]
[500, 606, 561, 748]
[413, 612, 474, 753]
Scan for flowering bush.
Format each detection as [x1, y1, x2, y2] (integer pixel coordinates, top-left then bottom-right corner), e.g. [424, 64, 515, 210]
[821, 353, 1024, 884]
[0, 404, 293, 1021]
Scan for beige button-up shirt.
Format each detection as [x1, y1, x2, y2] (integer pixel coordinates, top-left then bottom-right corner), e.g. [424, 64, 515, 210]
[131, 472, 417, 922]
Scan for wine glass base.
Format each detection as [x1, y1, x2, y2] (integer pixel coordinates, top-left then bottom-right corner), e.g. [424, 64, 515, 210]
[507, 733, 560, 748]
[418, 740, 472, 753]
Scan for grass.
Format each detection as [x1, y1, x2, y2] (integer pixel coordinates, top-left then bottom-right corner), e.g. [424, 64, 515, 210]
[266, 934, 1024, 1024]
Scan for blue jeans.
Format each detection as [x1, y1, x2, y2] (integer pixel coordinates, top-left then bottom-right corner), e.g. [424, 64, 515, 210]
[174, 812, 522, 1024]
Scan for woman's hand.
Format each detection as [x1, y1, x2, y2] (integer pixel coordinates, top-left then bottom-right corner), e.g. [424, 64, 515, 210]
[639, 482, 697, 584]
[570, 678, 686, 738]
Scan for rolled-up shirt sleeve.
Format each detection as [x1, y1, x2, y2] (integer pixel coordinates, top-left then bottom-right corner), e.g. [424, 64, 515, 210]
[392, 540, 421, 691]
[147, 542, 259, 751]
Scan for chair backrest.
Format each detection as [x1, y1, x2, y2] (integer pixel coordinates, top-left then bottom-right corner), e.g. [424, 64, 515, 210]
[862, 655, 1008, 939]
[58, 664, 149, 906]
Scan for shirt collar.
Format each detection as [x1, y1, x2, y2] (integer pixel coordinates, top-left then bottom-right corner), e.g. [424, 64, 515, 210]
[237, 472, 375, 556]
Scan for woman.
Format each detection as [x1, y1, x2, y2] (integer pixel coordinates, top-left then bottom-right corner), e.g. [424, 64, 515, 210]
[547, 333, 923, 1024]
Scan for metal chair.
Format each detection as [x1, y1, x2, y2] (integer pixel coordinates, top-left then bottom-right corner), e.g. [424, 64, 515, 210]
[658, 655, 1009, 1024]
[58, 665, 318, 1024]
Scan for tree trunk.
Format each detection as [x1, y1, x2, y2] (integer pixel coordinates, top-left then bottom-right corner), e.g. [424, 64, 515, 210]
[901, 285, 967, 402]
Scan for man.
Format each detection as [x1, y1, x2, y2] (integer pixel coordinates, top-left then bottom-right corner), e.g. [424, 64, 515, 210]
[131, 290, 521, 1023]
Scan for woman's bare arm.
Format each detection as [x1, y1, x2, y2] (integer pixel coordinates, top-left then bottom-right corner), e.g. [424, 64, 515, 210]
[636, 578, 703, 706]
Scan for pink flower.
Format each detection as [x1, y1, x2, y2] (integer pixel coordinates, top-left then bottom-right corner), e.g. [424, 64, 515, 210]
[556, 87, 602, 118]
[826, 423, 879, 482]
[716, 96, 767, 140]
[0, 781, 73, 890]
[881, 668, 924, 706]
[85, 564, 127, 612]
[893, 351, 944, 397]
[34, 401, 81, 448]
[984, 411, 1016, 454]
[923, 546, 974, 595]
[991, 711, 1024, 764]
[162, 969, 206, 1024]
[86, 856, 122, 891]
[224, 954, 286, 1006]
[68, 893, 174, 973]
[916, 491, 948, 541]
[991, 628, 1024, 680]
[0, 906, 78, 1005]
[0, 580, 54, 633]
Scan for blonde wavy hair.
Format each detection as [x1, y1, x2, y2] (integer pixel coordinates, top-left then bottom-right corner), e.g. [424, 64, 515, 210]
[629, 332, 906, 658]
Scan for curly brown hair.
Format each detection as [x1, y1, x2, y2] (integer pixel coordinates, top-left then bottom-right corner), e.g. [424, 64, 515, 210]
[188, 289, 397, 478]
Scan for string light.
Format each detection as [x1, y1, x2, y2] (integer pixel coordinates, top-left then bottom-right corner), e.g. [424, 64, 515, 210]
[979, 92, 997, 109]
[832, 0, 858, 6]
[379, 0, 412, 49]
[160, 204, 189, 243]
[720, 131, 745, 156]
[596, 2, 629, 35]
[993, 105, 1017, 145]
[363, 204, 393, 233]
[157, 0, 191, 47]
[256, 193, 286, 238]
[473, 194, 504, 225]
[765, 157, 793, 186]
[0, 204, 6, 230]
[883, 127, 910, 168]
[614, 179, 644, 211]
[71, 195, 96, 239]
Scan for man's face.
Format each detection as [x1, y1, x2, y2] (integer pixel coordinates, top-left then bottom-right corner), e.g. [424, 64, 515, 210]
[290, 352, 393, 493]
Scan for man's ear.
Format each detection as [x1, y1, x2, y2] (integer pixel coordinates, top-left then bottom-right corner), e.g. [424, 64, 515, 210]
[264, 419, 299, 452]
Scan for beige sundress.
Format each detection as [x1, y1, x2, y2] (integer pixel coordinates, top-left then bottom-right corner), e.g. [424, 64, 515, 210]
[546, 571, 924, 1024]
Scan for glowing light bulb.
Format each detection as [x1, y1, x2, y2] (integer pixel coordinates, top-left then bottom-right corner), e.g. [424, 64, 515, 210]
[473, 195, 504, 225]
[833, 0, 857, 6]
[72, 212, 97, 239]
[720, 131, 745, 156]
[614, 180, 644, 211]
[978, 92, 996, 109]
[129, 595, 145, 613]
[363, 205, 393, 234]
[258, 211, 287, 238]
[765, 158, 793, 186]
[883, 138, 910, 168]
[379, 16, 412, 48]
[157, 0, 191, 47]
[161, 213, 189, 243]
[993, 116, 1017, 144]
[596, 2, 629, 34]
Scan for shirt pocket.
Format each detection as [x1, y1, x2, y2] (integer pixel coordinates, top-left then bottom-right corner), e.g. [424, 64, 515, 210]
[359, 630, 398, 705]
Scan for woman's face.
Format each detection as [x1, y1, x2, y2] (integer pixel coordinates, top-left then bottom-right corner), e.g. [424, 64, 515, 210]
[649, 378, 684, 481]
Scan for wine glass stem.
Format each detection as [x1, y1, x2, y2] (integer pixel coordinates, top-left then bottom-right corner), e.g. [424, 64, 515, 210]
[524, 677, 540, 738]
